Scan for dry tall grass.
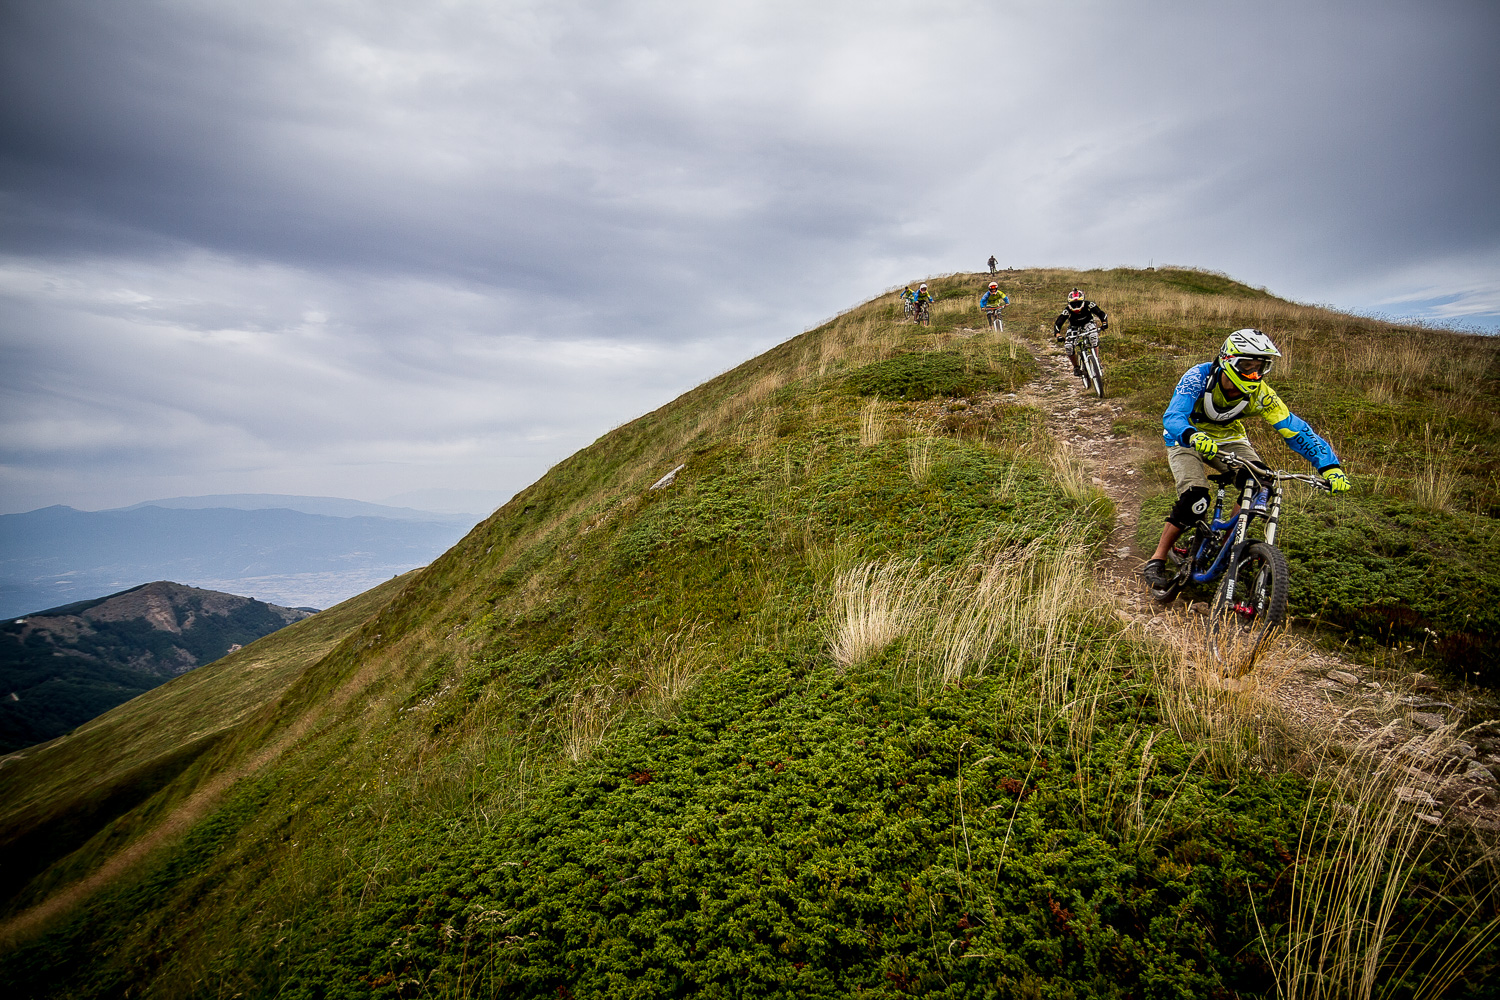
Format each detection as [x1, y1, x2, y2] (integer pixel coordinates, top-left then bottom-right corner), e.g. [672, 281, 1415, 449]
[826, 538, 1120, 750]
[859, 396, 884, 447]
[905, 426, 939, 484]
[1412, 424, 1459, 511]
[826, 559, 934, 669]
[1137, 612, 1499, 996]
[1255, 724, 1500, 1000]
[1149, 614, 1301, 778]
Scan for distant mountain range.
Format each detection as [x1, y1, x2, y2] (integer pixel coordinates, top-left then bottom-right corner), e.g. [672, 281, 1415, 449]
[0, 494, 483, 618]
[0, 581, 314, 752]
[116, 493, 483, 523]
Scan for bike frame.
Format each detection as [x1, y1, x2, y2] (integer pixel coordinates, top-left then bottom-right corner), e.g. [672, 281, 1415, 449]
[1063, 322, 1099, 357]
[1183, 458, 1322, 589]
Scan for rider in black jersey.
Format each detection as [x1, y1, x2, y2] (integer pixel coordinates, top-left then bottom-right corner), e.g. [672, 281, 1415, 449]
[1053, 289, 1108, 376]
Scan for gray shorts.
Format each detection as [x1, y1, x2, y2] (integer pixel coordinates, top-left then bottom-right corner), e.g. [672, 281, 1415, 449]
[1166, 441, 1264, 495]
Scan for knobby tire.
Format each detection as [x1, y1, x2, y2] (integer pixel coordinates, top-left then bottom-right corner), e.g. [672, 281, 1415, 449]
[1082, 345, 1103, 397]
[1211, 540, 1290, 672]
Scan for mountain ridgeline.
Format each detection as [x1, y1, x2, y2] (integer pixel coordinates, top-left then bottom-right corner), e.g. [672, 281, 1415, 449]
[0, 500, 478, 619]
[1, 268, 1497, 998]
[0, 581, 315, 753]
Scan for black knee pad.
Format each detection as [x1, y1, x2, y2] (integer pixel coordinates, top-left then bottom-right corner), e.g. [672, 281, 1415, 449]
[1167, 486, 1212, 529]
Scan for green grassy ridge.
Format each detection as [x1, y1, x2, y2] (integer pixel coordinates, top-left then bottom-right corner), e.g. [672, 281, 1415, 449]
[1, 268, 1497, 997]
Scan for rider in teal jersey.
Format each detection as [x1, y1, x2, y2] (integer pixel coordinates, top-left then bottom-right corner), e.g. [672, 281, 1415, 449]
[1139, 329, 1351, 590]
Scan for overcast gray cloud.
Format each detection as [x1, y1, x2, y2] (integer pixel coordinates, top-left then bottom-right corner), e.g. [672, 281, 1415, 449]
[2, 0, 1496, 514]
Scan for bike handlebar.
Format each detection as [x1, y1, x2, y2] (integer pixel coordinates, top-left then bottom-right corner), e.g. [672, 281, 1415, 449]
[1217, 453, 1331, 492]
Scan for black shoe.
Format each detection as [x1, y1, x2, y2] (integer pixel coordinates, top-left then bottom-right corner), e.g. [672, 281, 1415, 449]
[1072, 365, 1084, 377]
[1140, 559, 1172, 590]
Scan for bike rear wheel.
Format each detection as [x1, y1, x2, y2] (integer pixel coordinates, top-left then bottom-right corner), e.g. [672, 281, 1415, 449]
[1210, 541, 1289, 672]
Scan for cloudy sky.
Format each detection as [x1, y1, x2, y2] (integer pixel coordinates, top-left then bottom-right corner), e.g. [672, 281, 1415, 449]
[3, 0, 1496, 515]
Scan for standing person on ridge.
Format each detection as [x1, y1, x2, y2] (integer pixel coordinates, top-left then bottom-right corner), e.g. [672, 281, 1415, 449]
[1139, 329, 1351, 592]
[1053, 288, 1108, 376]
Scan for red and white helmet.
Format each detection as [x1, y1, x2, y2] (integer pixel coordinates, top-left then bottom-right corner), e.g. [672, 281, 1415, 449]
[988, 282, 999, 290]
[1067, 289, 1085, 310]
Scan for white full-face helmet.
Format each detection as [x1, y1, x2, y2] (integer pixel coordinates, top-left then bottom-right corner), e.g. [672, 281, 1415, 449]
[1218, 329, 1282, 392]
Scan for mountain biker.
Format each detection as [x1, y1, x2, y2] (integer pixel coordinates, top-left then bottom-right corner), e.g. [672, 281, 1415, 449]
[988, 255, 998, 274]
[980, 281, 1009, 321]
[1139, 329, 1352, 591]
[1053, 289, 1108, 376]
[915, 283, 934, 306]
[900, 285, 916, 307]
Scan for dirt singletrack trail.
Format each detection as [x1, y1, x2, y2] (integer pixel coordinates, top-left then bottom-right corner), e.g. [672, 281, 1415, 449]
[1005, 329, 1500, 834]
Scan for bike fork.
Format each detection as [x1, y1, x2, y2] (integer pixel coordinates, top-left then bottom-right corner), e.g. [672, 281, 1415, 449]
[1213, 482, 1249, 597]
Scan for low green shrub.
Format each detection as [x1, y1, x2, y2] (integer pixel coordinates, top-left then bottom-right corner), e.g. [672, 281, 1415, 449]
[282, 653, 1324, 999]
[845, 353, 1010, 401]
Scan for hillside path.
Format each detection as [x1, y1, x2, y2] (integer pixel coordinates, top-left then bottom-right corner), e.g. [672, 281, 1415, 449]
[988, 331, 1500, 834]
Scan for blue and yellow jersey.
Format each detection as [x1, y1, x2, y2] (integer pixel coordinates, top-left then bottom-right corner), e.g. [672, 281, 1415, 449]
[980, 289, 1009, 309]
[1162, 362, 1340, 471]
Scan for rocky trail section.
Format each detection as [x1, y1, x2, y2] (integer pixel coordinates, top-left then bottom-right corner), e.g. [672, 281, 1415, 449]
[1000, 333, 1500, 834]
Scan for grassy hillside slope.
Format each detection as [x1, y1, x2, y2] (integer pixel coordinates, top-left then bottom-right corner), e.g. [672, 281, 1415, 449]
[1, 269, 1497, 998]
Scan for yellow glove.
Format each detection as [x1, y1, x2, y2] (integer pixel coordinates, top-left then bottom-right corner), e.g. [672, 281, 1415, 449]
[1323, 467, 1351, 492]
[1191, 432, 1218, 460]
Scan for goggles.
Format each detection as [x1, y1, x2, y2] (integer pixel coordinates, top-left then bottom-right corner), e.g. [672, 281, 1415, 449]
[1228, 355, 1273, 379]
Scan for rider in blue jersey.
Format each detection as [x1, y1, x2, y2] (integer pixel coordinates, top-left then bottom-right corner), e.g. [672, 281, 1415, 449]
[1139, 329, 1351, 591]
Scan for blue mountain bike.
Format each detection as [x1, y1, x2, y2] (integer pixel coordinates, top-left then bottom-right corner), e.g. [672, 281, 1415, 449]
[1148, 454, 1331, 666]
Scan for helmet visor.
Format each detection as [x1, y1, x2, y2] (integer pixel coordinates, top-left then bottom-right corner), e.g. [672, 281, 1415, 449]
[1230, 356, 1272, 379]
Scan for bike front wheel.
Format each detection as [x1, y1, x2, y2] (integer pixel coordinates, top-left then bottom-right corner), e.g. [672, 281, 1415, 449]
[1211, 541, 1290, 671]
[1084, 345, 1104, 397]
